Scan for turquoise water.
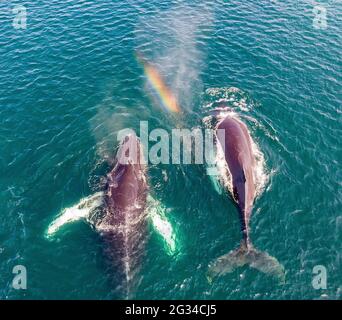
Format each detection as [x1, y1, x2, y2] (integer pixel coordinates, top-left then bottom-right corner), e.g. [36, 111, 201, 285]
[0, 0, 341, 299]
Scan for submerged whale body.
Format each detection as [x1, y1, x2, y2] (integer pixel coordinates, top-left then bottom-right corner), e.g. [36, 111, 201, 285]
[208, 108, 285, 283]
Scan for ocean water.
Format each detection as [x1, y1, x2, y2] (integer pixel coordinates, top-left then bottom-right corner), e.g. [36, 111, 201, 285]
[0, 0, 341, 299]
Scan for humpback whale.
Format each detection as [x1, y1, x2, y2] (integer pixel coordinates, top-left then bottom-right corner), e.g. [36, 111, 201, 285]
[46, 133, 177, 296]
[46, 133, 148, 296]
[207, 109, 285, 282]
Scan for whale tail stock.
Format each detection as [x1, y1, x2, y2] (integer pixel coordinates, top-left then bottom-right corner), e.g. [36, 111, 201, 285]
[207, 240, 285, 284]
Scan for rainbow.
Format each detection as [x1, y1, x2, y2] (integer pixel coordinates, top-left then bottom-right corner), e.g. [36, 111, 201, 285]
[136, 52, 181, 113]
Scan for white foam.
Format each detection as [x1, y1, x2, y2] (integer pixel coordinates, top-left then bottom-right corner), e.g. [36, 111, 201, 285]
[249, 134, 269, 197]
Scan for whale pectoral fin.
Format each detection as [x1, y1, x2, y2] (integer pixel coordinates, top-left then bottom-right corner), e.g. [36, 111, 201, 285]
[234, 169, 246, 184]
[232, 169, 246, 202]
[45, 192, 104, 238]
[233, 187, 239, 202]
[240, 169, 246, 183]
[147, 195, 177, 255]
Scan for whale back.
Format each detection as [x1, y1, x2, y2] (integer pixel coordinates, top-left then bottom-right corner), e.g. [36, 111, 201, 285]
[102, 133, 148, 297]
[217, 116, 255, 228]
